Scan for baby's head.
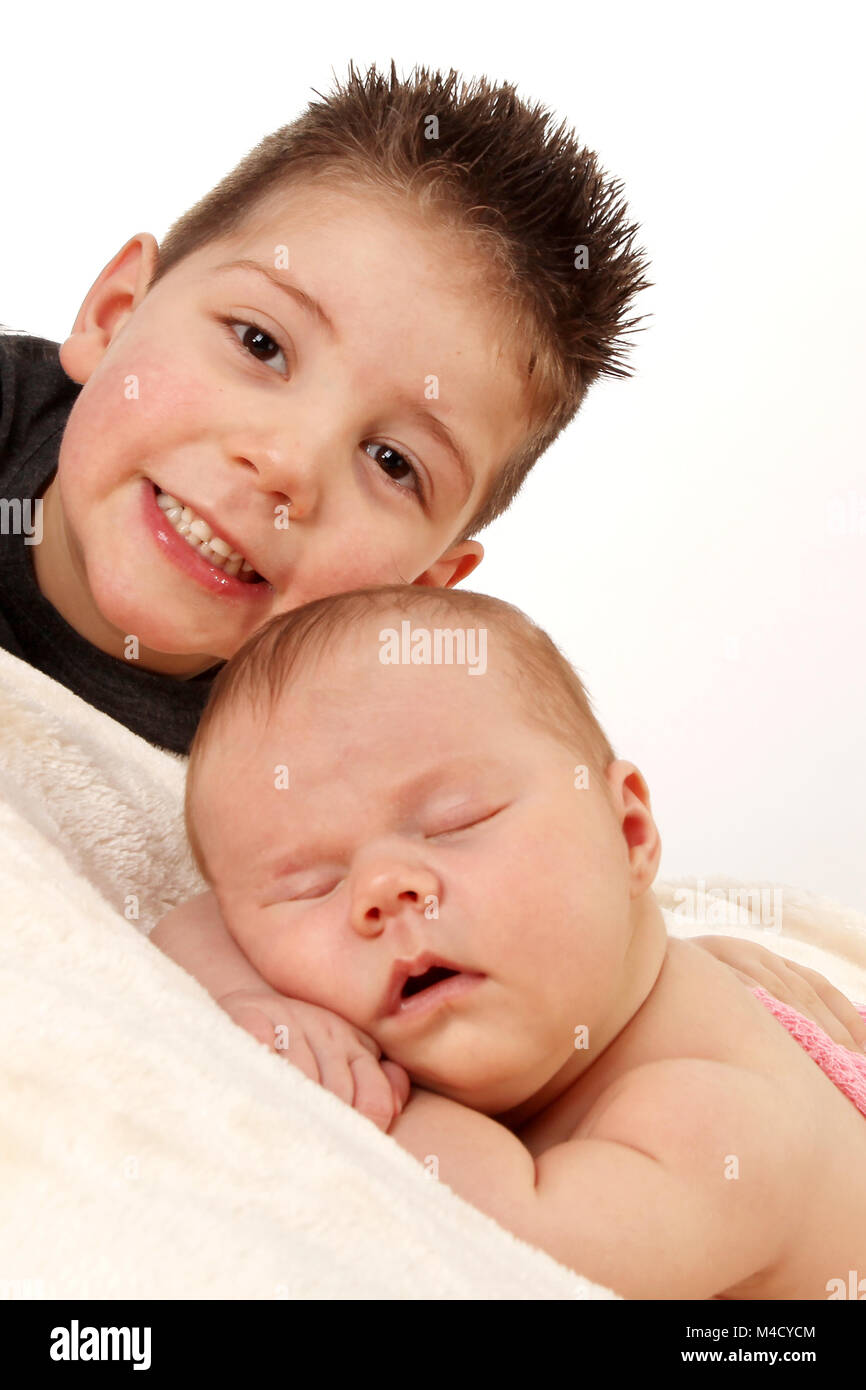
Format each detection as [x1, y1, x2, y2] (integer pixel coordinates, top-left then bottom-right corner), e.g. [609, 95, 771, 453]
[46, 61, 650, 675]
[185, 585, 665, 1119]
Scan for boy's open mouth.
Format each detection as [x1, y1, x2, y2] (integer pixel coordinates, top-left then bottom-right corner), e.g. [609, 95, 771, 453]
[152, 485, 267, 584]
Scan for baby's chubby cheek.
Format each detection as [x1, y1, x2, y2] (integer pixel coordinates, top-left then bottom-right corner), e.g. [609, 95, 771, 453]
[215, 891, 269, 972]
[211, 879, 299, 996]
[514, 812, 629, 963]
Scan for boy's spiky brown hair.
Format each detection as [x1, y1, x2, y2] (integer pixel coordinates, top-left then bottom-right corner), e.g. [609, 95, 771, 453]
[147, 60, 652, 538]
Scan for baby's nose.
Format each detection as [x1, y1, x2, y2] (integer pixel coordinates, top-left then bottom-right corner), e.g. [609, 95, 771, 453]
[350, 860, 440, 935]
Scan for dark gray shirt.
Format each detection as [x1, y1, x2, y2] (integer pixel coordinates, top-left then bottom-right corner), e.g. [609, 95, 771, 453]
[0, 329, 219, 754]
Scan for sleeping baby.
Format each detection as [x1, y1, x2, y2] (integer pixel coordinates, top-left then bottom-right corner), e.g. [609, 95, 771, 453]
[151, 584, 866, 1299]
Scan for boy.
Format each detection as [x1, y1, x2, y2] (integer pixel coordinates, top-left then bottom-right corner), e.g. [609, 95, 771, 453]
[153, 585, 866, 1298]
[0, 61, 651, 753]
[3, 61, 860, 1125]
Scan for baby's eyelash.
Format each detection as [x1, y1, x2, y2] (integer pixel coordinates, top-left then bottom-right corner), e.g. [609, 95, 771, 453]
[289, 877, 343, 902]
[429, 806, 507, 838]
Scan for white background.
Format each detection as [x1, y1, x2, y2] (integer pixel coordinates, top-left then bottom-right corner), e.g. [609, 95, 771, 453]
[3, 0, 864, 907]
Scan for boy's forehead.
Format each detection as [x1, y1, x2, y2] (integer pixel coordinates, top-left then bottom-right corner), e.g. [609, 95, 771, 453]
[189, 181, 512, 345]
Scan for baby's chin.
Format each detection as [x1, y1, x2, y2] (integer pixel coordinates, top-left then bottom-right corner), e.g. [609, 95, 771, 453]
[393, 1044, 543, 1116]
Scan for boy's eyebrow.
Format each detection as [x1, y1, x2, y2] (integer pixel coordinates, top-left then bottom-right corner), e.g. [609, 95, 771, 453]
[390, 391, 474, 505]
[212, 258, 338, 339]
[212, 257, 476, 504]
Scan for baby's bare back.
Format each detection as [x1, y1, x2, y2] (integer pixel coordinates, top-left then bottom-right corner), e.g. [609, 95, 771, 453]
[568, 939, 866, 1299]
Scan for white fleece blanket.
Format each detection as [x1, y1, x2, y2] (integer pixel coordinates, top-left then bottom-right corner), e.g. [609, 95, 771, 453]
[2, 647, 865, 1301]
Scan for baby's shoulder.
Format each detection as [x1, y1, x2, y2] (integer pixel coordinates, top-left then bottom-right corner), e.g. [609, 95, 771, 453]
[577, 1056, 812, 1187]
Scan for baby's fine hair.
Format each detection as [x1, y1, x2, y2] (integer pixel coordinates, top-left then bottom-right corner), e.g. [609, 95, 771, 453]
[184, 585, 617, 881]
[146, 59, 652, 539]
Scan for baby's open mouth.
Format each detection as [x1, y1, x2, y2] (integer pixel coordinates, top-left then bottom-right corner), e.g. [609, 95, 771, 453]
[401, 965, 460, 1000]
[154, 486, 266, 583]
[383, 953, 484, 1019]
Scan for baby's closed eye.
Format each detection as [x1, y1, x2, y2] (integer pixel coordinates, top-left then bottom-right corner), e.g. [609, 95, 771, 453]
[425, 804, 508, 840]
[267, 872, 344, 904]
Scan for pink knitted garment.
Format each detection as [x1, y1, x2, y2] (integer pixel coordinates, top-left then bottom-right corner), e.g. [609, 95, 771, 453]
[751, 986, 866, 1119]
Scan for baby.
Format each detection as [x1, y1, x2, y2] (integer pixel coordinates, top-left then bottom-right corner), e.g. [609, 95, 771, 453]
[152, 584, 866, 1300]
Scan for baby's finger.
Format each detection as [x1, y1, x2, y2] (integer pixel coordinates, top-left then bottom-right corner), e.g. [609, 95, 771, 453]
[225, 1002, 281, 1051]
[270, 1025, 330, 1087]
[347, 1052, 398, 1131]
[380, 1059, 411, 1113]
[731, 964, 847, 1040]
[306, 1042, 361, 1110]
[730, 968, 760, 989]
[225, 1002, 319, 1072]
[348, 1027, 384, 1058]
[780, 968, 866, 1051]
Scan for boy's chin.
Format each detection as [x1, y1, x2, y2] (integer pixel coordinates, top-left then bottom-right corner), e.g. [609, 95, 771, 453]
[91, 587, 231, 670]
[123, 631, 225, 676]
[88, 559, 247, 657]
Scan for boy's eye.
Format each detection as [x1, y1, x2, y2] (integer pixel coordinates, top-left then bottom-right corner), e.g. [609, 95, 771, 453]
[224, 318, 289, 375]
[364, 442, 424, 501]
[223, 317, 427, 507]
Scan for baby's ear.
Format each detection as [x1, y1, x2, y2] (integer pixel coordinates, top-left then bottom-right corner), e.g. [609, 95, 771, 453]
[413, 540, 484, 590]
[604, 760, 662, 895]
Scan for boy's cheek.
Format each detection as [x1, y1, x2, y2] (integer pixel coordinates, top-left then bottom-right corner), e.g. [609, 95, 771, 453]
[115, 354, 216, 446]
[316, 535, 395, 590]
[65, 345, 220, 472]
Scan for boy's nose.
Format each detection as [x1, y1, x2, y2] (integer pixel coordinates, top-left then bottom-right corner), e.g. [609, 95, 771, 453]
[231, 439, 317, 521]
[349, 854, 441, 937]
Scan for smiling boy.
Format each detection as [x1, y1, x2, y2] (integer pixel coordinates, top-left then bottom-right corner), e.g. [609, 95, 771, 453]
[35, 184, 517, 669]
[1, 60, 650, 751]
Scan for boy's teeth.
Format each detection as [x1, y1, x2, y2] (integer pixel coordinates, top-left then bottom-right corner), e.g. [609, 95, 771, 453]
[156, 489, 259, 581]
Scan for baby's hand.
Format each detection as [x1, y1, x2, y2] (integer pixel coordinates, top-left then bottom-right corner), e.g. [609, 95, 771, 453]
[693, 934, 866, 1052]
[217, 987, 411, 1131]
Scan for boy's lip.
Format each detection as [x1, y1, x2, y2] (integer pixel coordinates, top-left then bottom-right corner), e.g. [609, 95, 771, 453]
[142, 480, 275, 602]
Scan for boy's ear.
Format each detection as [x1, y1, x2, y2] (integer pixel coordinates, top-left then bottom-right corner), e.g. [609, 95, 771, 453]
[413, 540, 484, 590]
[59, 232, 160, 384]
[603, 760, 662, 896]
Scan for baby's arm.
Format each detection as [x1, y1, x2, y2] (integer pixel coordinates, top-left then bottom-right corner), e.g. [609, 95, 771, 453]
[388, 1060, 801, 1298]
[150, 893, 410, 1130]
[149, 891, 268, 1000]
